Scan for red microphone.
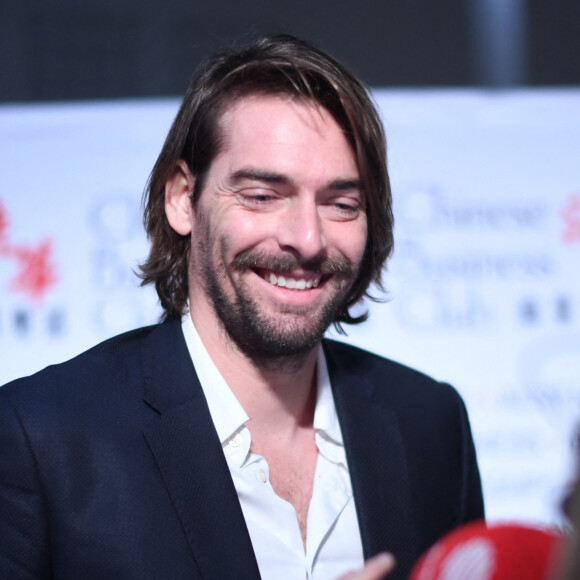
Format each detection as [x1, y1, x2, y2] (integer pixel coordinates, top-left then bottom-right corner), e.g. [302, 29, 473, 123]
[409, 521, 565, 580]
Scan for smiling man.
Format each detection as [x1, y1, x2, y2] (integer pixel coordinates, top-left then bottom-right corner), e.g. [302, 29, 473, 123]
[0, 36, 484, 580]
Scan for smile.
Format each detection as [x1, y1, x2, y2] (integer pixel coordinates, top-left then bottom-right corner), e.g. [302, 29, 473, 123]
[262, 272, 321, 290]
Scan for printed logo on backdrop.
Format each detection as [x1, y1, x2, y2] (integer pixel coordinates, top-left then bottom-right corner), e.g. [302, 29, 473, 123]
[0, 198, 64, 337]
[395, 184, 547, 233]
[519, 334, 580, 438]
[561, 194, 580, 244]
[515, 193, 580, 495]
[390, 184, 575, 333]
[88, 194, 159, 335]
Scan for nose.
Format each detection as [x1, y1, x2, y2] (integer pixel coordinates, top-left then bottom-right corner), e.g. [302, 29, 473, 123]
[277, 197, 327, 261]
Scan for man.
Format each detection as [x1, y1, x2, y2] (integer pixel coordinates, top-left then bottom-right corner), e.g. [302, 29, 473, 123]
[0, 35, 484, 579]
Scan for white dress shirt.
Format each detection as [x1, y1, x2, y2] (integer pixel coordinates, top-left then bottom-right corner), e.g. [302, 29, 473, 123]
[181, 314, 364, 579]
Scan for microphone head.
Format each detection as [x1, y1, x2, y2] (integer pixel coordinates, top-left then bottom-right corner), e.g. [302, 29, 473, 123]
[409, 520, 565, 580]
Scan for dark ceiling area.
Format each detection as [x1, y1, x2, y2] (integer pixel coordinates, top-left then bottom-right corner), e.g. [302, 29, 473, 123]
[1, 0, 579, 103]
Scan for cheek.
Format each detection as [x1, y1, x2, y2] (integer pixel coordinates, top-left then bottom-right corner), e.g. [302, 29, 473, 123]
[219, 212, 278, 252]
[332, 220, 368, 265]
[207, 216, 261, 273]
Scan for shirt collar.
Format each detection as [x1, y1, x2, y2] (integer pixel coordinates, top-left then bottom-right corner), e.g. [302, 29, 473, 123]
[313, 348, 344, 446]
[313, 347, 347, 466]
[181, 313, 248, 444]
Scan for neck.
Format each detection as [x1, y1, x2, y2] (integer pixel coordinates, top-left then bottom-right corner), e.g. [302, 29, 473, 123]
[190, 311, 320, 434]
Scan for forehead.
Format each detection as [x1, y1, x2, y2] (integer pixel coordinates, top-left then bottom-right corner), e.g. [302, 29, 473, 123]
[213, 94, 358, 178]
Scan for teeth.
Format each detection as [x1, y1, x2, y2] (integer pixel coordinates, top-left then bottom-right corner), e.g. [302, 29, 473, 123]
[264, 273, 321, 290]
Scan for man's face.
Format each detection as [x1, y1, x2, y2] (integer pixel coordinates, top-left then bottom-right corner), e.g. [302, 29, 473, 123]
[183, 95, 367, 359]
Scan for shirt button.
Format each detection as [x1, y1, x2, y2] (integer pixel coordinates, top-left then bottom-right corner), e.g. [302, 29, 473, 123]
[257, 468, 267, 483]
[228, 433, 243, 447]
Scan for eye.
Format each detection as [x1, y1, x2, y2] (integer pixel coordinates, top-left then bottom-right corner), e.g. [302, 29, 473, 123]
[322, 197, 363, 221]
[236, 190, 281, 210]
[244, 194, 273, 204]
[333, 202, 359, 215]
[238, 190, 274, 207]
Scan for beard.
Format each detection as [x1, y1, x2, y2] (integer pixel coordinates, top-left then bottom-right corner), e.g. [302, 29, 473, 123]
[193, 234, 357, 363]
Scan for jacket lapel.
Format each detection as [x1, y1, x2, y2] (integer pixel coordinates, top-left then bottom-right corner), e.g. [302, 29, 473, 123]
[140, 320, 261, 579]
[324, 340, 418, 579]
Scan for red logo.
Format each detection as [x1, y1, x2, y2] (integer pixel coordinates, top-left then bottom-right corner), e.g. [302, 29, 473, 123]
[0, 199, 58, 302]
[561, 194, 580, 244]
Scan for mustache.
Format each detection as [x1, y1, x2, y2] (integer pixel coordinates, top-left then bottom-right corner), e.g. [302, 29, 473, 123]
[233, 249, 354, 277]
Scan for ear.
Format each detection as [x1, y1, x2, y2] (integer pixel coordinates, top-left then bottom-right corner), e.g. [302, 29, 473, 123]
[165, 159, 196, 236]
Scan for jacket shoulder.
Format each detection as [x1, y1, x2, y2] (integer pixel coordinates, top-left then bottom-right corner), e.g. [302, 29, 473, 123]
[0, 323, 165, 406]
[322, 339, 472, 440]
[324, 339, 484, 535]
[323, 338, 459, 401]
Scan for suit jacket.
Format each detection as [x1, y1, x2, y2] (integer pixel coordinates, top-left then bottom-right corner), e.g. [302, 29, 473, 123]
[0, 318, 484, 580]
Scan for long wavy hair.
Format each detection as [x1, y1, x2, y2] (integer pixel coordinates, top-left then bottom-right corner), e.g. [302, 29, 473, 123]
[139, 34, 394, 331]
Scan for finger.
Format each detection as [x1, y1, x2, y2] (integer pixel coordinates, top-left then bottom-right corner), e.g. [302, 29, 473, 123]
[339, 552, 396, 580]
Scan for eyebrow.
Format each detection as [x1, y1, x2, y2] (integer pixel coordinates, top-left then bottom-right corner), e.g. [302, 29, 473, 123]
[327, 178, 364, 191]
[229, 168, 363, 192]
[230, 168, 291, 185]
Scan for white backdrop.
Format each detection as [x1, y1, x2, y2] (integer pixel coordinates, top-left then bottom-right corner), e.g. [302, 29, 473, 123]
[1, 90, 579, 526]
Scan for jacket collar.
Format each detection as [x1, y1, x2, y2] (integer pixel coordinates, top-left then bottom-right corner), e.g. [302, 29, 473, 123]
[140, 319, 261, 579]
[324, 339, 418, 579]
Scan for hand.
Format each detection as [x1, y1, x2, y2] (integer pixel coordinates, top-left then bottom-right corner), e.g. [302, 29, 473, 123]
[337, 553, 396, 580]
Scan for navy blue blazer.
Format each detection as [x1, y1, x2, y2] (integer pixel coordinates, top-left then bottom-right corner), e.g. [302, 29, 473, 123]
[0, 318, 484, 579]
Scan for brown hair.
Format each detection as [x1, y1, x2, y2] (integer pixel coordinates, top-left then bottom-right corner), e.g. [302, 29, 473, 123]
[139, 34, 394, 330]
